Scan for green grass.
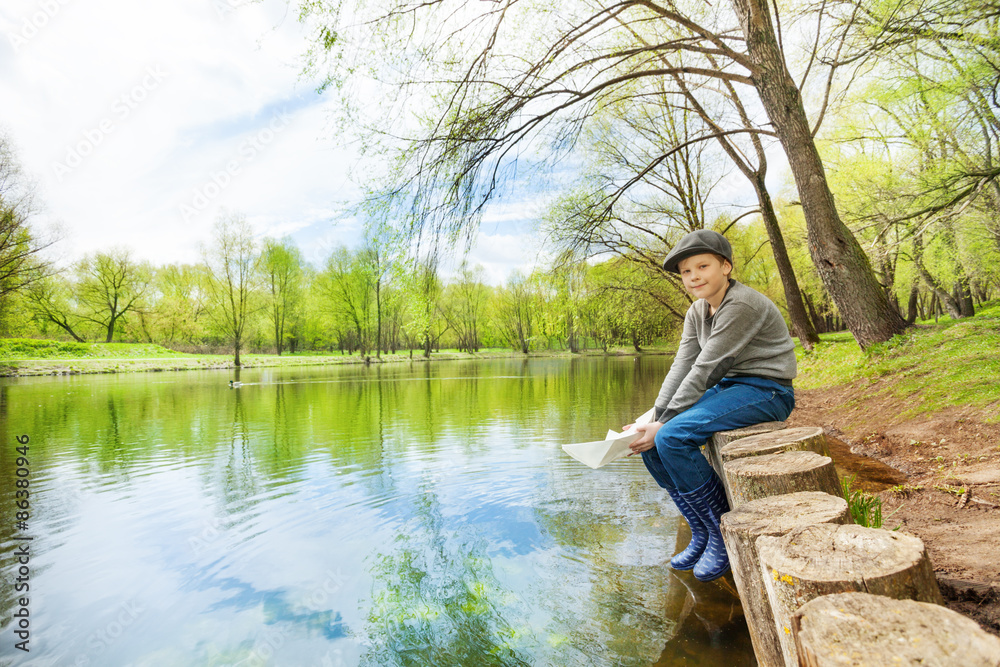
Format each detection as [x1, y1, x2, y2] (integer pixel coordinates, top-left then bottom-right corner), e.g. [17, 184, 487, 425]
[0, 338, 677, 377]
[0, 339, 189, 360]
[794, 300, 1000, 421]
[840, 474, 884, 528]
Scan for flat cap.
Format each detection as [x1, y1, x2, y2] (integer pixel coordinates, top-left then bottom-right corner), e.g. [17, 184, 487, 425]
[662, 229, 734, 274]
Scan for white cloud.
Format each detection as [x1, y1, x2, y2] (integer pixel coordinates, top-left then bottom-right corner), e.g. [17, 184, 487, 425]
[0, 0, 558, 281]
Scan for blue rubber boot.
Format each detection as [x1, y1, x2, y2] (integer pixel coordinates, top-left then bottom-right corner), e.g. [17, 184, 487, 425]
[666, 488, 708, 571]
[679, 474, 731, 582]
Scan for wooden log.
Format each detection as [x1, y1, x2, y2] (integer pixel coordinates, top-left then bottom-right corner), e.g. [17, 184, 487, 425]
[724, 450, 843, 510]
[720, 426, 829, 464]
[719, 492, 851, 667]
[792, 592, 1000, 666]
[704, 421, 787, 482]
[758, 524, 944, 667]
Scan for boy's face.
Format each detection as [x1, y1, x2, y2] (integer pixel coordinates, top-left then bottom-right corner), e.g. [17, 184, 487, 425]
[677, 253, 732, 303]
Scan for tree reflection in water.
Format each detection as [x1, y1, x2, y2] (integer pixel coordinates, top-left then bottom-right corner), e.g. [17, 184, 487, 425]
[360, 486, 531, 667]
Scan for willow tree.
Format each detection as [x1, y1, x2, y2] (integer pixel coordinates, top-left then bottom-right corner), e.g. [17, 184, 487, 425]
[299, 0, 910, 346]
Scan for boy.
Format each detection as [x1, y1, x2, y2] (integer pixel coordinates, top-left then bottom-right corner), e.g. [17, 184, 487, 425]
[627, 229, 796, 581]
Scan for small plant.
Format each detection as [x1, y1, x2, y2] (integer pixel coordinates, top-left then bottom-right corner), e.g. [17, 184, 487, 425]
[890, 483, 923, 497]
[841, 474, 884, 528]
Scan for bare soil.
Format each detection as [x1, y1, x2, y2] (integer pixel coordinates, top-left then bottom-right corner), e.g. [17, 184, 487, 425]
[786, 384, 1000, 636]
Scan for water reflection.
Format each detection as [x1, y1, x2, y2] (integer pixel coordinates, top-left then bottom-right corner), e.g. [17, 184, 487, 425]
[0, 357, 757, 665]
[360, 487, 531, 667]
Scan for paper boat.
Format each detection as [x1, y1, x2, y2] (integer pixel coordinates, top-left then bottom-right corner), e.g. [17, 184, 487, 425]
[561, 407, 656, 469]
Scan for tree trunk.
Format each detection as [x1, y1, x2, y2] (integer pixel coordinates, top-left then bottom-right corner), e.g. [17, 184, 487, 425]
[723, 450, 843, 510]
[732, 0, 908, 348]
[375, 280, 383, 358]
[753, 176, 821, 349]
[54, 318, 86, 342]
[759, 523, 943, 667]
[905, 279, 920, 324]
[706, 421, 788, 490]
[913, 231, 963, 319]
[802, 293, 826, 335]
[274, 311, 283, 356]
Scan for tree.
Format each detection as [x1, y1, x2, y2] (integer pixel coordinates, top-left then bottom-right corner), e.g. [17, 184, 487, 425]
[260, 238, 304, 355]
[399, 256, 447, 357]
[0, 132, 56, 302]
[150, 263, 211, 346]
[203, 211, 260, 366]
[492, 271, 540, 354]
[441, 263, 490, 353]
[299, 0, 906, 347]
[24, 274, 86, 342]
[320, 246, 375, 355]
[75, 248, 152, 343]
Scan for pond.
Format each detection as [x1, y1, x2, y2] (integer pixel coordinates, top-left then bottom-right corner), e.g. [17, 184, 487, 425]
[0, 357, 756, 666]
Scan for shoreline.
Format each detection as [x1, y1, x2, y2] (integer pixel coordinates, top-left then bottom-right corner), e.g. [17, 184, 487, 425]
[0, 347, 674, 378]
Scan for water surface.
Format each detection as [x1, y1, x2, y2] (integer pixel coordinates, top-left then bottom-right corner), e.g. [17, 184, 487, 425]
[0, 357, 755, 666]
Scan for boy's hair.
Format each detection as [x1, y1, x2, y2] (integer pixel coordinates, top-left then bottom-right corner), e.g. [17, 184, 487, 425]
[710, 253, 732, 270]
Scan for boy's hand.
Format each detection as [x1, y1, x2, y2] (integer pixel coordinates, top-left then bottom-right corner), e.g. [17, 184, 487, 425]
[627, 422, 662, 455]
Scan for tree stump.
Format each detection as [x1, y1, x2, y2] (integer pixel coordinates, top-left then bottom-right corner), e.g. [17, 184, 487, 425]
[724, 450, 842, 510]
[704, 421, 786, 496]
[792, 592, 1000, 666]
[758, 524, 944, 667]
[720, 426, 829, 464]
[719, 492, 851, 667]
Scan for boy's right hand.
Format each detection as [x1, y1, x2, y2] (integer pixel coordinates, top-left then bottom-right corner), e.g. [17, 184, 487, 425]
[627, 422, 662, 456]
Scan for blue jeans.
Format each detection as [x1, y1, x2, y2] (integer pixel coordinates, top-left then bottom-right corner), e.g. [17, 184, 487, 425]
[641, 377, 795, 493]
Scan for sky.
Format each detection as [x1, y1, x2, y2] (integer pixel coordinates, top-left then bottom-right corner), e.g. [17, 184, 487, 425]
[0, 0, 558, 284]
[0, 0, 789, 286]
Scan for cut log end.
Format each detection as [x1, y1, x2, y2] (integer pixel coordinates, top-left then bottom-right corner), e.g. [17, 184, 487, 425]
[720, 491, 850, 536]
[760, 523, 944, 666]
[720, 425, 828, 463]
[793, 592, 1000, 667]
[759, 523, 942, 602]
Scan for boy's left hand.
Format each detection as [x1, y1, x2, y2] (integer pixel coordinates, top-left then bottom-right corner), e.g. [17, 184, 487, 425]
[627, 422, 662, 455]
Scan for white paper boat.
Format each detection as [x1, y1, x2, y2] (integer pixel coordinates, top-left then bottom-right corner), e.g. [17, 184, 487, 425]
[561, 407, 656, 469]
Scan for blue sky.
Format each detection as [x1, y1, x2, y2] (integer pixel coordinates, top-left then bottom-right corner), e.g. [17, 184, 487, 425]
[0, 0, 558, 284]
[0, 0, 792, 286]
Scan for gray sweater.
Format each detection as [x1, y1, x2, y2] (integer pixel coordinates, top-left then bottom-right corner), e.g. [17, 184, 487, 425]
[654, 279, 796, 422]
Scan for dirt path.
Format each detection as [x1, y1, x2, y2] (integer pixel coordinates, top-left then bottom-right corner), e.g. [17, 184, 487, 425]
[786, 384, 1000, 635]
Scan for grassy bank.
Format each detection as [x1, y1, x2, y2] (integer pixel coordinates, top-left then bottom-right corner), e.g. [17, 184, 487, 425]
[794, 300, 1000, 421]
[0, 339, 673, 377]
